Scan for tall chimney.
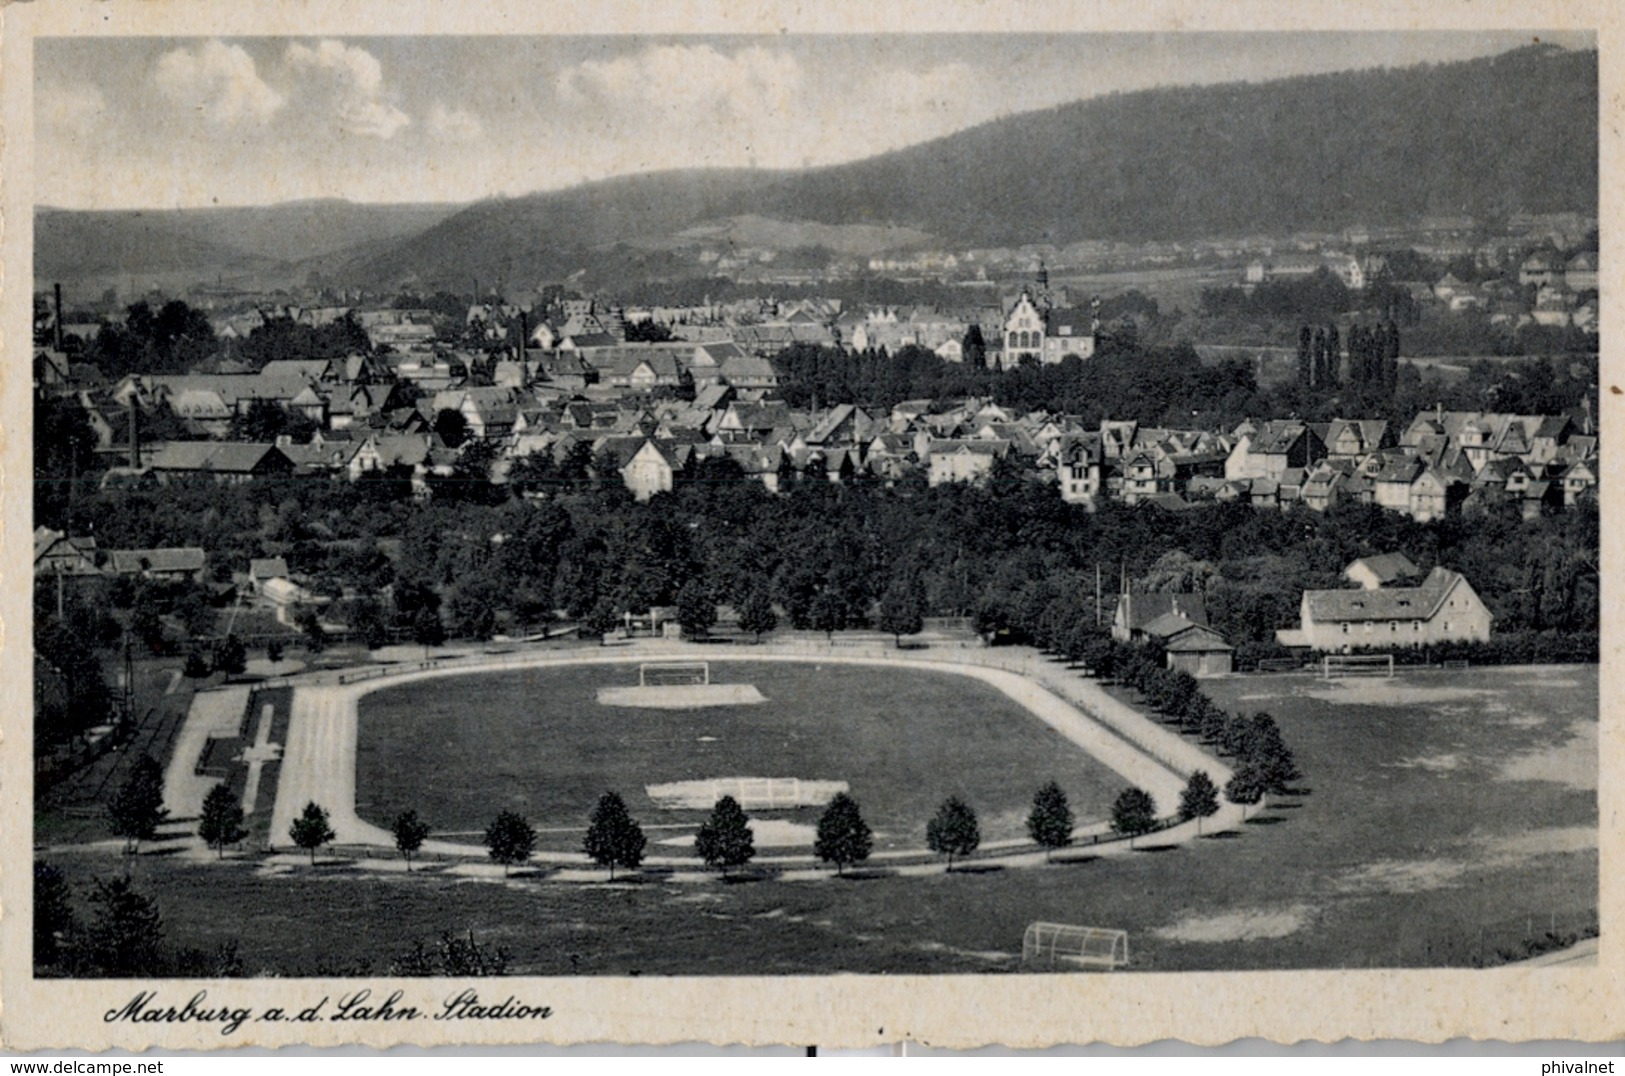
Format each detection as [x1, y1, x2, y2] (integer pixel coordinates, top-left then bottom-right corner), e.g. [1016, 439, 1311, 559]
[518, 310, 529, 387]
[53, 283, 64, 351]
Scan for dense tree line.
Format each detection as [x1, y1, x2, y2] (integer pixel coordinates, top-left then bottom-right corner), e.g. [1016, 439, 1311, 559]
[79, 300, 219, 379]
[38, 452, 1598, 675]
[237, 312, 373, 367]
[771, 341, 1266, 428]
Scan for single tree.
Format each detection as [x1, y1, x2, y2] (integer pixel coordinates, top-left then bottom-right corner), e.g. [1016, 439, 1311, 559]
[1178, 770, 1221, 836]
[675, 578, 717, 640]
[926, 796, 981, 871]
[392, 809, 432, 872]
[411, 605, 447, 648]
[33, 861, 76, 968]
[808, 587, 846, 644]
[108, 754, 169, 854]
[484, 809, 536, 876]
[737, 587, 778, 642]
[182, 649, 212, 680]
[288, 801, 336, 866]
[1110, 787, 1158, 848]
[962, 323, 987, 368]
[584, 599, 622, 640]
[74, 875, 165, 977]
[876, 577, 925, 647]
[197, 783, 248, 858]
[1026, 781, 1075, 862]
[297, 609, 327, 654]
[694, 795, 755, 876]
[1224, 764, 1266, 820]
[213, 633, 247, 678]
[265, 639, 285, 665]
[1249, 714, 1303, 794]
[814, 792, 874, 876]
[583, 791, 647, 880]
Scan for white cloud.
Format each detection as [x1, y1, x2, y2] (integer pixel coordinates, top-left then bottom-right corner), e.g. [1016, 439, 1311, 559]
[285, 39, 409, 139]
[556, 44, 803, 124]
[155, 40, 285, 126]
[427, 103, 483, 143]
[849, 62, 983, 154]
[40, 81, 108, 138]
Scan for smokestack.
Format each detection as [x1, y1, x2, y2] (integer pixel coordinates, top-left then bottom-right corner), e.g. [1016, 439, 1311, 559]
[53, 283, 64, 351]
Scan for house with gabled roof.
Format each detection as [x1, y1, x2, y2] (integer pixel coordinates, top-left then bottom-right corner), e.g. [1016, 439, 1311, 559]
[1280, 566, 1491, 651]
[615, 438, 682, 501]
[806, 404, 880, 448]
[926, 439, 1009, 487]
[107, 547, 207, 582]
[1409, 465, 1461, 522]
[1225, 420, 1325, 481]
[718, 351, 778, 390]
[1558, 458, 1598, 506]
[1344, 553, 1422, 590]
[144, 442, 295, 485]
[1319, 419, 1392, 460]
[35, 527, 102, 577]
[1112, 592, 1209, 644]
[1161, 622, 1235, 677]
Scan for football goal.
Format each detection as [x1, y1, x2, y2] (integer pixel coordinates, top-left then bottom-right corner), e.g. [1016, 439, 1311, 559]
[1321, 653, 1395, 680]
[1021, 922, 1129, 970]
[639, 661, 710, 687]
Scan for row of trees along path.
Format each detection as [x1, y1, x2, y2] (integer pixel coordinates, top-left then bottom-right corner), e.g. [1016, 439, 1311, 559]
[115, 765, 1242, 873]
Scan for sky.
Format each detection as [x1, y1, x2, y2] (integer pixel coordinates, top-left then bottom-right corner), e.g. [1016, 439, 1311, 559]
[35, 31, 1595, 210]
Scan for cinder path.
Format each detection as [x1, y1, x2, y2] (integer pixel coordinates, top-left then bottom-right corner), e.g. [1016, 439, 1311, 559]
[250, 640, 1242, 874]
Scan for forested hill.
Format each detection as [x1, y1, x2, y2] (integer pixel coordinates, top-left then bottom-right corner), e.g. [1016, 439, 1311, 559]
[344, 45, 1594, 287]
[756, 44, 1596, 245]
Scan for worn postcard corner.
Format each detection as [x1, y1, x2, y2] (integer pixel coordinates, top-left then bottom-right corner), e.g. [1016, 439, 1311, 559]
[1, 0, 1621, 1053]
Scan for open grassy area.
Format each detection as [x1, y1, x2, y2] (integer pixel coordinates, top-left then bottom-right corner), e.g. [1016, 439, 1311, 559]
[353, 661, 1127, 851]
[38, 662, 1596, 975]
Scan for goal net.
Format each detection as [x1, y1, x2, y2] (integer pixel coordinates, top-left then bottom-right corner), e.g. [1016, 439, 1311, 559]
[639, 661, 710, 687]
[1321, 653, 1395, 680]
[1022, 922, 1129, 970]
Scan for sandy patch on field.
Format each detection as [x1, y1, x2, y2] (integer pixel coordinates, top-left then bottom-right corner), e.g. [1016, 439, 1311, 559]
[1304, 682, 1486, 706]
[657, 819, 818, 848]
[1497, 722, 1597, 790]
[1335, 858, 1473, 895]
[598, 684, 767, 709]
[1500, 713, 1548, 729]
[1334, 825, 1595, 897]
[916, 941, 1016, 962]
[1392, 753, 1463, 773]
[1153, 905, 1313, 943]
[1477, 826, 1597, 861]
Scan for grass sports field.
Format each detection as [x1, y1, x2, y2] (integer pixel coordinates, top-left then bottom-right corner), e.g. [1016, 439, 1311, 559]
[40, 662, 1597, 974]
[352, 661, 1128, 851]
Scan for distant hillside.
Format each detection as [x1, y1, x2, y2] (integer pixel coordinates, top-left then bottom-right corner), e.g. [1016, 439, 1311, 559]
[37, 45, 1596, 296]
[35, 201, 460, 295]
[334, 169, 778, 289]
[754, 44, 1596, 246]
[345, 45, 1594, 290]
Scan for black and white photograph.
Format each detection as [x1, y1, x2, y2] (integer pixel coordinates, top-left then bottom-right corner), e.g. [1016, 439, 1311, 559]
[5, 0, 1616, 1051]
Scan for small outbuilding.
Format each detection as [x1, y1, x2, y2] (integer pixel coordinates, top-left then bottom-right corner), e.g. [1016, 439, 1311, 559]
[1161, 625, 1235, 678]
